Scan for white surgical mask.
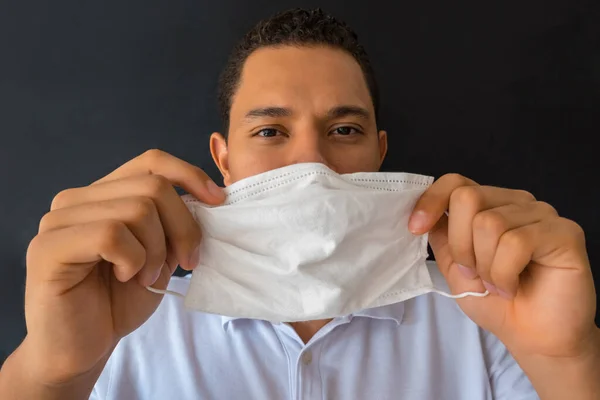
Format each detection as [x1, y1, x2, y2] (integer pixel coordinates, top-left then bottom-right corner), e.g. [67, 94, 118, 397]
[147, 163, 487, 322]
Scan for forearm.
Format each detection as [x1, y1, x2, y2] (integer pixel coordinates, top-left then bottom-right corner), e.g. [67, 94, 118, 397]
[0, 338, 109, 400]
[512, 328, 600, 400]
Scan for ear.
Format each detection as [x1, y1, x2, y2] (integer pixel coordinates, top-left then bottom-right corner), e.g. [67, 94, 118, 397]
[210, 132, 232, 186]
[377, 130, 388, 166]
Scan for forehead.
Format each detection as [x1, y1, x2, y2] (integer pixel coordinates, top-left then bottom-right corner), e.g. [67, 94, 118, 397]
[229, 45, 374, 120]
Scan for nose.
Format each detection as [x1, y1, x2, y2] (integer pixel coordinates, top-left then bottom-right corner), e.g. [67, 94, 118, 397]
[287, 130, 333, 169]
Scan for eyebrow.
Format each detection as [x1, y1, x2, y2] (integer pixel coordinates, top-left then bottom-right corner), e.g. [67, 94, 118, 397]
[327, 105, 370, 120]
[243, 105, 370, 121]
[244, 107, 292, 120]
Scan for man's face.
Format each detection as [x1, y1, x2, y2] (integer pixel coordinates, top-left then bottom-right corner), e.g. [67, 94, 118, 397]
[210, 45, 387, 186]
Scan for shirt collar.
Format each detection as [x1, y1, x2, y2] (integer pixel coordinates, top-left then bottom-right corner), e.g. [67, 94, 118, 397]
[220, 302, 404, 330]
[352, 302, 405, 325]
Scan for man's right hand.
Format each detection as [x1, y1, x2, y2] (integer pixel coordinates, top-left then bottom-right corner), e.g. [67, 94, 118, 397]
[17, 149, 225, 387]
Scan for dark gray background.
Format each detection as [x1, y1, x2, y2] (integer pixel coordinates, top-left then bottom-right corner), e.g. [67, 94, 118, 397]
[1, 0, 599, 364]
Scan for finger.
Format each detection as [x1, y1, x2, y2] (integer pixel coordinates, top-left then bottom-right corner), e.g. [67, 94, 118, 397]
[50, 175, 202, 270]
[90, 149, 224, 204]
[409, 172, 536, 235]
[409, 173, 478, 234]
[488, 217, 586, 298]
[472, 201, 558, 287]
[27, 220, 146, 290]
[165, 242, 179, 275]
[39, 197, 169, 286]
[428, 215, 488, 294]
[428, 214, 453, 278]
[447, 185, 536, 270]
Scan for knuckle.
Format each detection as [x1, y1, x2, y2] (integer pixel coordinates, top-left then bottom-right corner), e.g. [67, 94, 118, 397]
[143, 174, 171, 198]
[128, 196, 157, 221]
[50, 189, 74, 210]
[473, 210, 507, 236]
[97, 220, 128, 252]
[451, 185, 482, 210]
[558, 217, 585, 241]
[25, 234, 44, 267]
[443, 173, 467, 185]
[38, 211, 55, 233]
[515, 189, 536, 202]
[499, 229, 527, 253]
[534, 201, 558, 216]
[141, 148, 166, 163]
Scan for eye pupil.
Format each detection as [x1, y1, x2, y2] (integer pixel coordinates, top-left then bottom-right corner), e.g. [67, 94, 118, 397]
[337, 127, 352, 135]
[260, 129, 277, 137]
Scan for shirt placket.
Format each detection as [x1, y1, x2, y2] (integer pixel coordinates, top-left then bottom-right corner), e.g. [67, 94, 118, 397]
[273, 316, 352, 400]
[296, 342, 321, 400]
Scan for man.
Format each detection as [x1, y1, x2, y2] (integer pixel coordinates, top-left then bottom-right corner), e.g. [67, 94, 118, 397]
[1, 7, 599, 400]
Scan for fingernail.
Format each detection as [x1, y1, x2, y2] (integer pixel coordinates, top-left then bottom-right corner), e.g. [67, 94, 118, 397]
[497, 288, 514, 300]
[188, 245, 201, 269]
[206, 180, 224, 199]
[482, 280, 499, 295]
[457, 264, 478, 279]
[409, 210, 428, 233]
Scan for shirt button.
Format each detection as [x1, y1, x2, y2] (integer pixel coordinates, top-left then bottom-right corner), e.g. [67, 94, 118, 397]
[301, 351, 313, 365]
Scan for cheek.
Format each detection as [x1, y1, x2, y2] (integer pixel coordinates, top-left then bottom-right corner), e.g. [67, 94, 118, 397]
[226, 149, 285, 184]
[325, 143, 382, 174]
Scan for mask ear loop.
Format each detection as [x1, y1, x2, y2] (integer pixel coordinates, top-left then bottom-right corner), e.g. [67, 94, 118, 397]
[146, 286, 185, 298]
[144, 261, 186, 297]
[431, 288, 489, 298]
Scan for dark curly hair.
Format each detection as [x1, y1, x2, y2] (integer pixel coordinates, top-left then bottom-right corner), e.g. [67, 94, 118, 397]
[217, 8, 380, 135]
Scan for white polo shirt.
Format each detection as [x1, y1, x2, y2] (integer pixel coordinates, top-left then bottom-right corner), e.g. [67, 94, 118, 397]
[90, 261, 539, 399]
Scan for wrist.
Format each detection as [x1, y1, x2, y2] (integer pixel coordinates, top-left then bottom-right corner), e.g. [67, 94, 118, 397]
[1, 336, 114, 400]
[509, 328, 600, 400]
[22, 333, 118, 386]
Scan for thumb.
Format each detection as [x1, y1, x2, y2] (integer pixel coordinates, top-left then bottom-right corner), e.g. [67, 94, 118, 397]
[427, 214, 487, 296]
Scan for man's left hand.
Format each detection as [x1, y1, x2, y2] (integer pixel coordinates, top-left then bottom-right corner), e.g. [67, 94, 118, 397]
[409, 173, 598, 359]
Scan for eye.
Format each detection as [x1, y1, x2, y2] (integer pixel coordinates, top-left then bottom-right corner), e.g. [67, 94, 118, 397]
[331, 126, 362, 136]
[255, 128, 281, 138]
